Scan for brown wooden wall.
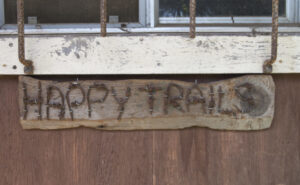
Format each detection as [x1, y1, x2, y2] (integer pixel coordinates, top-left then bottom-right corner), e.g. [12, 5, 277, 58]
[0, 75, 299, 185]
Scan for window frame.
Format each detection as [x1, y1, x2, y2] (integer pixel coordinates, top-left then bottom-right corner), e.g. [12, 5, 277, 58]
[0, 0, 148, 28]
[0, 0, 4, 27]
[0, 0, 299, 34]
[0, 1, 300, 75]
[158, 0, 299, 24]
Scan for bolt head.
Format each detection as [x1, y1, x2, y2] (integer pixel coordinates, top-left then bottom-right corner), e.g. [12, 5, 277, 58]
[263, 60, 273, 73]
[24, 65, 34, 74]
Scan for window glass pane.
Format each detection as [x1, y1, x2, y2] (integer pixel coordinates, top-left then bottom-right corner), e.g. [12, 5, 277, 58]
[5, 0, 139, 24]
[159, 0, 286, 17]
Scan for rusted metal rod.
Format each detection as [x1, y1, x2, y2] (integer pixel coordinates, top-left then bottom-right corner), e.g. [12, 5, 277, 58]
[17, 0, 33, 74]
[263, 0, 279, 73]
[190, 0, 196, 38]
[100, 0, 107, 37]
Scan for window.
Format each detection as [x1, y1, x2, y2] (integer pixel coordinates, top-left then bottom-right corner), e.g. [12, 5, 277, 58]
[0, 0, 299, 33]
[0, 0, 300, 75]
[0, 0, 147, 29]
[159, 0, 298, 24]
[160, 0, 286, 17]
[0, 0, 5, 26]
[4, 0, 140, 23]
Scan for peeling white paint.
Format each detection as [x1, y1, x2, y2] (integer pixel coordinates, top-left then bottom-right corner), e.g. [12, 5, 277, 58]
[0, 35, 300, 74]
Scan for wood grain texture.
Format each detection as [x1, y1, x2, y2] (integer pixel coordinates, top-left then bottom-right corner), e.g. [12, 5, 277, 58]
[19, 75, 275, 131]
[0, 76, 153, 185]
[1, 35, 300, 74]
[0, 75, 299, 185]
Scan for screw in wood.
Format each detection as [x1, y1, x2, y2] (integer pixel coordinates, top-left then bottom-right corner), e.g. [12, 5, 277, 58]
[139, 84, 162, 115]
[185, 84, 206, 113]
[87, 83, 109, 118]
[111, 87, 131, 120]
[217, 86, 225, 113]
[22, 81, 43, 120]
[66, 83, 85, 121]
[164, 83, 185, 115]
[46, 86, 65, 120]
[208, 85, 215, 114]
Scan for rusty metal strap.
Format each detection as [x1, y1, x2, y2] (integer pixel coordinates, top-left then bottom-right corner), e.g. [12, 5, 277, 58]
[263, 0, 279, 73]
[190, 0, 196, 38]
[17, 0, 34, 74]
[17, 0, 277, 74]
[17, 0, 107, 74]
[100, 0, 107, 37]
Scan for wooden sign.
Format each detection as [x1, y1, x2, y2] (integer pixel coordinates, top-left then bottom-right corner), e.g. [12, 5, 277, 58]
[19, 75, 275, 131]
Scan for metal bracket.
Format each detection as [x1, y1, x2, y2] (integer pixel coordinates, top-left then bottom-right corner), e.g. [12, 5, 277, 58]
[190, 0, 196, 38]
[17, 0, 34, 74]
[263, 0, 279, 73]
[100, 0, 107, 37]
[16, 0, 279, 74]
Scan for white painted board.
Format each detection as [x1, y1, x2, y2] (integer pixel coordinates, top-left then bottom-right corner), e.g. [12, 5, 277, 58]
[0, 35, 300, 74]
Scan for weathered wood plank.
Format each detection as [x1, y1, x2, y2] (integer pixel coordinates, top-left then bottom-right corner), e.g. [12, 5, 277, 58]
[1, 35, 300, 74]
[1, 76, 154, 185]
[19, 75, 275, 130]
[152, 75, 300, 185]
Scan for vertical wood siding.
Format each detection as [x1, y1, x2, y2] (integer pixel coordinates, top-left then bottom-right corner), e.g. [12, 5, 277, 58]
[0, 75, 299, 185]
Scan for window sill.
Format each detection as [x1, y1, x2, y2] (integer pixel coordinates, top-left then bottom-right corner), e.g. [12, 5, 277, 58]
[0, 33, 300, 75]
[0, 24, 300, 35]
[159, 17, 292, 24]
